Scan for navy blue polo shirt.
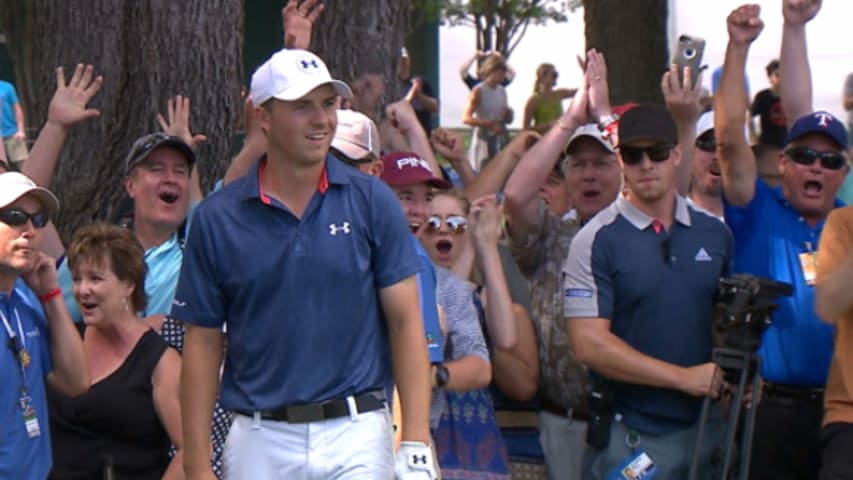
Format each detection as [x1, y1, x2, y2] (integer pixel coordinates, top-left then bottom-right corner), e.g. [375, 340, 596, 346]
[172, 155, 420, 411]
[412, 236, 444, 364]
[724, 179, 839, 387]
[564, 196, 732, 435]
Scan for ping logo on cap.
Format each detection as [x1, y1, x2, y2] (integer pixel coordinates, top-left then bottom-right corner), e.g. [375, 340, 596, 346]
[396, 156, 432, 172]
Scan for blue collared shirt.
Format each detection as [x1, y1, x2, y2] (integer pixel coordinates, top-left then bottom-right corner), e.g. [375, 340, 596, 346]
[172, 155, 420, 410]
[725, 179, 839, 387]
[0, 285, 53, 480]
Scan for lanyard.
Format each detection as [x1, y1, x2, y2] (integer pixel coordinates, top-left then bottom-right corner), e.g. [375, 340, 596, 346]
[0, 306, 26, 352]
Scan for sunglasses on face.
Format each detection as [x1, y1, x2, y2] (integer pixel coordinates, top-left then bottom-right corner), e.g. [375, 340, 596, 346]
[0, 208, 48, 229]
[785, 146, 848, 170]
[619, 144, 675, 165]
[425, 215, 468, 234]
[695, 135, 716, 153]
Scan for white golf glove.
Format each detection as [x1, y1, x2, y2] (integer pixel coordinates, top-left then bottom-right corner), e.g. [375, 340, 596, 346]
[394, 441, 438, 480]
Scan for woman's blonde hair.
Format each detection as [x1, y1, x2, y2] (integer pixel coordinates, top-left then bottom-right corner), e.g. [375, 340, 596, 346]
[478, 54, 507, 80]
[534, 63, 556, 94]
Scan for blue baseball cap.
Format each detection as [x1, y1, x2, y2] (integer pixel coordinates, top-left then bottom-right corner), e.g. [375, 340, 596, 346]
[784, 111, 848, 150]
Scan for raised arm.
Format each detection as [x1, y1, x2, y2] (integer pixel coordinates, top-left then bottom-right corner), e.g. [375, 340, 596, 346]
[717, 5, 763, 207]
[23, 64, 102, 187]
[458, 51, 483, 81]
[157, 95, 207, 202]
[663, 64, 703, 196]
[282, 0, 323, 50]
[223, 97, 266, 185]
[429, 128, 476, 186]
[385, 100, 441, 176]
[465, 130, 540, 199]
[780, 0, 822, 128]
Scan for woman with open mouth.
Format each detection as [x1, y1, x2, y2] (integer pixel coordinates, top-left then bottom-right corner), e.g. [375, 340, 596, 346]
[420, 190, 542, 479]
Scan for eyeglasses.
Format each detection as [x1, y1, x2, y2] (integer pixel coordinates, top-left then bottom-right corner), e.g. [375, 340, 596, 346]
[619, 144, 675, 165]
[425, 215, 468, 234]
[785, 146, 848, 170]
[695, 135, 716, 153]
[0, 208, 48, 229]
[333, 149, 375, 165]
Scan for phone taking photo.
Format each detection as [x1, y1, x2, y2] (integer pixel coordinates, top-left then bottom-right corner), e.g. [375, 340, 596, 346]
[672, 34, 706, 87]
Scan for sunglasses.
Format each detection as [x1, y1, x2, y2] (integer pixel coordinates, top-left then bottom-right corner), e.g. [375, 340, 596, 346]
[333, 149, 375, 165]
[695, 135, 716, 153]
[425, 215, 468, 234]
[0, 208, 48, 229]
[785, 146, 848, 170]
[619, 144, 675, 165]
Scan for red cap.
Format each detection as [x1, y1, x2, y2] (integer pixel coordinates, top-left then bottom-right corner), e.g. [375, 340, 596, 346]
[380, 152, 451, 189]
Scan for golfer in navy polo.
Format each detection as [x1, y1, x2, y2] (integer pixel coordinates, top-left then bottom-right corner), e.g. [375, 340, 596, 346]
[564, 105, 732, 478]
[173, 49, 437, 480]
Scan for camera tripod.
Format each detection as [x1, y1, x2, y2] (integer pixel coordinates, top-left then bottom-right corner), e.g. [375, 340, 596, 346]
[687, 347, 762, 480]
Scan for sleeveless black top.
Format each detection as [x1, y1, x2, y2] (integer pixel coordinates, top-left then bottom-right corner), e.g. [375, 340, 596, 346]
[47, 327, 172, 480]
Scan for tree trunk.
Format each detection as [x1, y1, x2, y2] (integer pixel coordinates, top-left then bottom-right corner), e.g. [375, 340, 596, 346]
[584, 0, 668, 105]
[0, 0, 243, 240]
[311, 0, 412, 105]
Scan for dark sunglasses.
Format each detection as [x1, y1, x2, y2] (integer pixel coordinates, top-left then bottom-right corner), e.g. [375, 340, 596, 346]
[0, 208, 48, 229]
[695, 135, 716, 153]
[619, 144, 675, 165]
[333, 148, 375, 165]
[785, 146, 848, 170]
[425, 215, 468, 234]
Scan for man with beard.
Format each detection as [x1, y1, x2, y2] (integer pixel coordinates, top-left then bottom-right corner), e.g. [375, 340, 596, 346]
[688, 111, 723, 219]
[503, 49, 623, 480]
[564, 104, 732, 478]
[717, 3, 849, 478]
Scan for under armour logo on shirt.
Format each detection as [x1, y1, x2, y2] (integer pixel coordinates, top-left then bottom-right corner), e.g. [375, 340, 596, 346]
[411, 454, 428, 464]
[329, 222, 351, 235]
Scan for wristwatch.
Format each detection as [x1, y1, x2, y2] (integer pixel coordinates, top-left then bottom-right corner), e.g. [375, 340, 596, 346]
[598, 113, 619, 132]
[434, 364, 450, 388]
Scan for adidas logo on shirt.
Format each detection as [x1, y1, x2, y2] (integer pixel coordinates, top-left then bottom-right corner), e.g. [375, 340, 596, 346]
[694, 248, 712, 262]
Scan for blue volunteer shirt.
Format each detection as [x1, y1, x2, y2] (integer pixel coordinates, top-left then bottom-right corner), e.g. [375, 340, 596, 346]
[57, 204, 197, 321]
[724, 179, 838, 387]
[412, 236, 444, 364]
[0, 284, 53, 480]
[564, 196, 732, 434]
[0, 81, 19, 137]
[172, 155, 420, 410]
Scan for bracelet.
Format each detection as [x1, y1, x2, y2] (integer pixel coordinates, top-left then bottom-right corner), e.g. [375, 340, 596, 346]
[38, 287, 62, 303]
[598, 113, 619, 132]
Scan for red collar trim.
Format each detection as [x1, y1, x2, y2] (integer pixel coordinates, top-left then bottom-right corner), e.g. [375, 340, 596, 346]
[257, 159, 330, 204]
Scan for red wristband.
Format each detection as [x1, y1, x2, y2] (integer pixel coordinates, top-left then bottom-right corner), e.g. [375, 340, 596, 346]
[38, 287, 62, 303]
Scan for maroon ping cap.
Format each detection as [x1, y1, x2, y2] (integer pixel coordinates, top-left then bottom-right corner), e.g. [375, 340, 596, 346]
[380, 151, 451, 190]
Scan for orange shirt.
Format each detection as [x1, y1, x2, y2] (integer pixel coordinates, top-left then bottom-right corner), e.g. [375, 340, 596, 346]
[816, 206, 853, 426]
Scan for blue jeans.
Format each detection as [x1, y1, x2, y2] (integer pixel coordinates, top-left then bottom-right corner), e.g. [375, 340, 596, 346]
[583, 411, 725, 480]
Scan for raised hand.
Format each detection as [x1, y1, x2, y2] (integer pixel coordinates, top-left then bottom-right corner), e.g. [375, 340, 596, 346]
[586, 49, 612, 122]
[782, 0, 821, 26]
[386, 100, 421, 137]
[47, 64, 103, 129]
[282, 0, 323, 49]
[23, 252, 60, 297]
[430, 128, 467, 166]
[504, 130, 540, 160]
[565, 58, 591, 126]
[157, 95, 207, 151]
[662, 63, 703, 125]
[727, 4, 764, 45]
[351, 73, 385, 114]
[469, 195, 503, 248]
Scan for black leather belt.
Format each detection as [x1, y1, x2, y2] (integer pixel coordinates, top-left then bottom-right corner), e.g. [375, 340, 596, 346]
[763, 382, 824, 403]
[540, 400, 589, 422]
[235, 391, 385, 424]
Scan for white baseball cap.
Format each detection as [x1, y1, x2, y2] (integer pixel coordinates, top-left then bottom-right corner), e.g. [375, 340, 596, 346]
[566, 123, 616, 153]
[0, 172, 59, 216]
[250, 49, 353, 105]
[332, 109, 381, 161]
[697, 111, 714, 137]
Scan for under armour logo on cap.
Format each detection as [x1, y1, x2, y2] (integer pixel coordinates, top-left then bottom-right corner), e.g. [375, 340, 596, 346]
[299, 59, 320, 70]
[411, 454, 428, 464]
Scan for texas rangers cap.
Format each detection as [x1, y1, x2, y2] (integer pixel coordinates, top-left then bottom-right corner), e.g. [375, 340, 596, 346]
[380, 152, 451, 190]
[784, 111, 848, 150]
[566, 123, 615, 154]
[250, 49, 352, 105]
[332, 109, 381, 161]
[0, 172, 59, 216]
[125, 133, 196, 176]
[618, 103, 678, 146]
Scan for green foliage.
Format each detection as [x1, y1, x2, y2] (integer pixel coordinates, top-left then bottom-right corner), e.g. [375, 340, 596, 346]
[410, 0, 573, 58]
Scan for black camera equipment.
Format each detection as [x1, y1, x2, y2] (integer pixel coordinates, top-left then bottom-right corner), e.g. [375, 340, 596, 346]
[687, 274, 793, 480]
